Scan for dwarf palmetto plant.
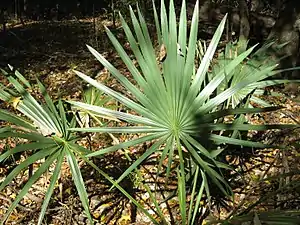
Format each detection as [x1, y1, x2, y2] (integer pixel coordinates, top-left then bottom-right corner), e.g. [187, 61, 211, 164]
[196, 38, 300, 146]
[0, 67, 101, 224]
[206, 38, 300, 108]
[0, 68, 157, 225]
[71, 0, 298, 224]
[67, 0, 300, 223]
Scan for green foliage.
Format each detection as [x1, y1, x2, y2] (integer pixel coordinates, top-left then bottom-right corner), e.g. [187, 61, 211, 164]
[1, 0, 300, 224]
[69, 0, 299, 223]
[73, 86, 119, 128]
[0, 67, 94, 224]
[210, 211, 300, 225]
[204, 38, 300, 108]
[0, 67, 158, 224]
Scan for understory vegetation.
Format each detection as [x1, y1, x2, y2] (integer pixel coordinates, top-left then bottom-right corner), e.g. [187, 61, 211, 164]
[1, 0, 300, 224]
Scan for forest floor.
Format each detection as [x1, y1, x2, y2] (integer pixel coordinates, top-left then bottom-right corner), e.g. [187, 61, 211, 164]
[0, 18, 300, 225]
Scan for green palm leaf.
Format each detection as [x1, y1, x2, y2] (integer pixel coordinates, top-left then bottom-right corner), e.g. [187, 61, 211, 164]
[69, 0, 298, 223]
[0, 69, 94, 224]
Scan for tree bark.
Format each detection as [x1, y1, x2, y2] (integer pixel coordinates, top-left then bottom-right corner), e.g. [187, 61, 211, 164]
[139, 0, 147, 20]
[111, 0, 116, 28]
[268, 0, 300, 78]
[23, 0, 27, 13]
[15, 0, 18, 20]
[238, 0, 250, 40]
[0, 9, 6, 32]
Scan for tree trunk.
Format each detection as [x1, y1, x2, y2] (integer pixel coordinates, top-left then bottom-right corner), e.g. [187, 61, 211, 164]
[250, 0, 264, 12]
[199, 0, 212, 23]
[138, 0, 147, 20]
[23, 0, 27, 13]
[0, 9, 6, 32]
[15, 0, 18, 20]
[111, 0, 116, 28]
[238, 0, 250, 41]
[268, 0, 300, 78]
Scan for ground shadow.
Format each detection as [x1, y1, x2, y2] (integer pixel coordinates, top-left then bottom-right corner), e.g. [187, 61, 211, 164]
[0, 19, 128, 100]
